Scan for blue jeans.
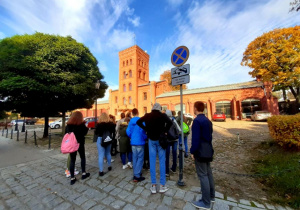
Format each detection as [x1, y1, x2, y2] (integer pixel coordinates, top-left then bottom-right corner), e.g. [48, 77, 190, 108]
[132, 146, 144, 178]
[166, 141, 178, 174]
[97, 137, 112, 172]
[179, 135, 188, 155]
[149, 139, 166, 186]
[120, 152, 132, 165]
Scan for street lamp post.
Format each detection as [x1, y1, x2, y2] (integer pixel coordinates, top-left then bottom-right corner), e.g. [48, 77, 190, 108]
[94, 80, 101, 142]
[15, 114, 18, 131]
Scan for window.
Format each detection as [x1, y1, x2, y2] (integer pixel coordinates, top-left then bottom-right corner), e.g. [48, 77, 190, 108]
[123, 71, 127, 79]
[143, 72, 146, 80]
[129, 83, 132, 91]
[115, 96, 118, 103]
[123, 97, 126, 105]
[129, 70, 132, 78]
[142, 61, 144, 67]
[129, 96, 132, 104]
[130, 59, 132, 65]
[143, 92, 147, 100]
[123, 84, 126, 92]
[139, 70, 141, 78]
[123, 61, 125, 67]
[126, 60, 128, 66]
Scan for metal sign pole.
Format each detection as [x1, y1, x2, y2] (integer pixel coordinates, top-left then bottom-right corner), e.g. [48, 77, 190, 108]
[178, 84, 185, 186]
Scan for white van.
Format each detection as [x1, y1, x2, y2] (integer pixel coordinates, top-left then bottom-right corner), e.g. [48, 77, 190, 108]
[49, 118, 70, 129]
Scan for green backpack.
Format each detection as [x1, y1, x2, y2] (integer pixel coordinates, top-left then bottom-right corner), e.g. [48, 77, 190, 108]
[182, 122, 190, 134]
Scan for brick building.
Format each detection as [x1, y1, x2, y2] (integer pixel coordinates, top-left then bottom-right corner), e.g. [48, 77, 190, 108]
[76, 45, 279, 120]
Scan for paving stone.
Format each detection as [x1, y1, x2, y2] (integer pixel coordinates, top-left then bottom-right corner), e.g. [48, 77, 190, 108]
[101, 195, 116, 205]
[190, 186, 201, 193]
[110, 200, 126, 209]
[123, 204, 137, 210]
[213, 200, 230, 210]
[165, 188, 176, 197]
[44, 197, 64, 208]
[110, 187, 122, 196]
[183, 202, 196, 210]
[53, 202, 72, 210]
[265, 203, 276, 209]
[215, 199, 237, 207]
[227, 196, 238, 203]
[174, 189, 186, 199]
[171, 198, 187, 209]
[141, 188, 151, 197]
[97, 182, 108, 190]
[237, 204, 262, 210]
[252, 201, 265, 209]
[81, 200, 97, 209]
[184, 191, 196, 202]
[116, 180, 128, 188]
[103, 184, 115, 193]
[31, 203, 46, 210]
[124, 183, 134, 191]
[73, 196, 89, 206]
[134, 197, 148, 206]
[127, 194, 139, 203]
[162, 196, 173, 206]
[117, 190, 130, 199]
[157, 204, 171, 210]
[215, 192, 224, 199]
[90, 204, 106, 210]
[240, 199, 251, 206]
[41, 194, 56, 204]
[133, 186, 144, 194]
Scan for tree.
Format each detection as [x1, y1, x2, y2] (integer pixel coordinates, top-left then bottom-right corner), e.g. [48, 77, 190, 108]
[160, 70, 187, 91]
[290, 0, 300, 12]
[0, 33, 108, 137]
[241, 26, 300, 109]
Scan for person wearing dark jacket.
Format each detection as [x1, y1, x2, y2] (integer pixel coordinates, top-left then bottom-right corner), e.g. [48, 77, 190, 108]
[137, 103, 173, 194]
[190, 101, 215, 210]
[119, 118, 133, 169]
[65, 111, 89, 185]
[95, 113, 116, 176]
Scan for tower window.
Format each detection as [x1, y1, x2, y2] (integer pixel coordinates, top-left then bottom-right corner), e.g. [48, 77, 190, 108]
[115, 96, 118, 103]
[129, 83, 132, 91]
[123, 84, 126, 92]
[129, 70, 132, 78]
[123, 97, 126, 105]
[123, 61, 125, 67]
[139, 70, 141, 78]
[129, 96, 132, 105]
[126, 60, 128, 66]
[142, 61, 144, 67]
[143, 72, 146, 80]
[144, 92, 147, 100]
[130, 59, 132, 65]
[123, 71, 127, 79]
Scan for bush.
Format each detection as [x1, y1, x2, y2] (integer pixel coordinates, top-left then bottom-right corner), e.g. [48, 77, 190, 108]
[267, 114, 300, 148]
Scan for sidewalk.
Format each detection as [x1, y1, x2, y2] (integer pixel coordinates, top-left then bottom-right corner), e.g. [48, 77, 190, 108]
[0, 136, 290, 210]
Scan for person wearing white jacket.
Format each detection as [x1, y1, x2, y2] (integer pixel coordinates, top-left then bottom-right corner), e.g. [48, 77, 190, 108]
[165, 110, 181, 176]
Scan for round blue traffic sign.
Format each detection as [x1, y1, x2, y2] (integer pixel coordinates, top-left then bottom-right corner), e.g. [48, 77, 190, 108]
[171, 46, 189, 67]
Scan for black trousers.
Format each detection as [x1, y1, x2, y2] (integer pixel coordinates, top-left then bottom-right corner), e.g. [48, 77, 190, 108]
[70, 144, 86, 178]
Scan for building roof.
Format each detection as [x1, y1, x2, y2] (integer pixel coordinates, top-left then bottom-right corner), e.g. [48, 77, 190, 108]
[156, 80, 263, 98]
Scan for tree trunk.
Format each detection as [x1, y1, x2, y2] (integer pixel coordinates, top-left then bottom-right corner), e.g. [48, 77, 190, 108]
[282, 88, 287, 101]
[62, 111, 66, 135]
[289, 86, 300, 112]
[43, 116, 49, 138]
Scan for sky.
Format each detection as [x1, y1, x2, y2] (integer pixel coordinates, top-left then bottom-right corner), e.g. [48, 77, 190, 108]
[0, 0, 299, 100]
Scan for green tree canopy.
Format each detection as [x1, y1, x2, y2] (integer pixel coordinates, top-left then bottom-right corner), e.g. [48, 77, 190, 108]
[241, 26, 300, 109]
[0, 32, 108, 136]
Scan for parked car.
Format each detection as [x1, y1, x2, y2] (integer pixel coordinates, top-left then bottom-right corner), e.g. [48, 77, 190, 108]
[25, 119, 37, 125]
[84, 117, 96, 122]
[10, 120, 25, 126]
[85, 118, 98, 129]
[184, 113, 194, 119]
[49, 117, 70, 129]
[212, 112, 226, 121]
[251, 111, 272, 121]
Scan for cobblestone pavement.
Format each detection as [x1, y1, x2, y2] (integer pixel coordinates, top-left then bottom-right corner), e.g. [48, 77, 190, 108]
[0, 151, 292, 210]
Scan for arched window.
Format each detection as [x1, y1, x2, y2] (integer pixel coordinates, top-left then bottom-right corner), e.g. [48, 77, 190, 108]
[123, 61, 125, 67]
[130, 59, 132, 65]
[129, 96, 132, 104]
[123, 71, 127, 79]
[142, 61, 144, 67]
[126, 60, 128, 66]
[129, 83, 132, 91]
[129, 70, 132, 78]
[139, 70, 141, 78]
[143, 72, 146, 80]
[123, 97, 126, 105]
[123, 84, 126, 92]
[115, 96, 118, 103]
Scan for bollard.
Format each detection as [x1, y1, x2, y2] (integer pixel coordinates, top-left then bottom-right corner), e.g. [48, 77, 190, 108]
[34, 131, 37, 146]
[6, 129, 8, 138]
[25, 130, 27, 143]
[11, 129, 13, 139]
[17, 130, 19, 141]
[48, 132, 51, 150]
[2, 128, 4, 136]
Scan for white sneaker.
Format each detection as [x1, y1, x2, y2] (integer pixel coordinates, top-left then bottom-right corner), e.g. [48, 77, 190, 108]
[75, 169, 79, 175]
[127, 162, 133, 169]
[150, 185, 157, 194]
[159, 185, 169, 193]
[122, 165, 128, 169]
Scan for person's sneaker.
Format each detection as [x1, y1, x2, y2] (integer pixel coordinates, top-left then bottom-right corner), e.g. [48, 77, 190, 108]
[150, 185, 157, 194]
[159, 185, 169, 193]
[166, 173, 170, 177]
[99, 172, 105, 176]
[65, 169, 68, 175]
[70, 178, 76, 185]
[211, 198, 215, 204]
[111, 159, 115, 163]
[74, 168, 79, 175]
[81, 173, 90, 180]
[123, 165, 128, 170]
[133, 176, 145, 182]
[127, 162, 133, 169]
[170, 168, 176, 173]
[108, 166, 112, 171]
[65, 170, 71, 178]
[191, 200, 211, 210]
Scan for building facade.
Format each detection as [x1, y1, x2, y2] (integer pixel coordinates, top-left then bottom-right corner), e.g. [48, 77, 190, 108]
[77, 45, 279, 120]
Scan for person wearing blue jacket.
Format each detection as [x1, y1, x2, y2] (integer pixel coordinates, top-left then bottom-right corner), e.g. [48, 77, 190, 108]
[190, 101, 215, 210]
[126, 108, 147, 182]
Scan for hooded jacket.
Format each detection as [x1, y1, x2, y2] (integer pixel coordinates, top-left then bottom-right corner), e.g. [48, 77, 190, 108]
[126, 116, 147, 146]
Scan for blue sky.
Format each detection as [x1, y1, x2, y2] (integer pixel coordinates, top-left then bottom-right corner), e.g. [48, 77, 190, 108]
[0, 0, 299, 100]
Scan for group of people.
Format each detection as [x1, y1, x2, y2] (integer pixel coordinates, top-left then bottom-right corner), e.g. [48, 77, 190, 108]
[64, 101, 215, 210]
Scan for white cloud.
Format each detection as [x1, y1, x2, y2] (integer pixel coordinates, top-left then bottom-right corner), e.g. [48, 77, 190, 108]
[0, 31, 5, 39]
[166, 0, 184, 7]
[99, 83, 119, 101]
[151, 0, 300, 89]
[107, 29, 135, 50]
[128, 16, 140, 27]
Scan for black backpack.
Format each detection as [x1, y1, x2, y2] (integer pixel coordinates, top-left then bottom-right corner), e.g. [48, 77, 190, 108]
[101, 130, 113, 147]
[167, 119, 179, 141]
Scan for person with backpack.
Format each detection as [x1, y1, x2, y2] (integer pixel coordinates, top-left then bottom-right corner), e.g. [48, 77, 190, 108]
[126, 108, 147, 182]
[137, 103, 173, 194]
[65, 111, 90, 185]
[176, 111, 191, 158]
[190, 101, 215, 209]
[109, 114, 118, 156]
[119, 118, 133, 169]
[95, 113, 116, 176]
[165, 110, 181, 177]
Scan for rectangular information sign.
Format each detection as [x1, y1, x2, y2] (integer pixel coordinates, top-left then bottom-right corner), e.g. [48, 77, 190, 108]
[171, 64, 190, 79]
[171, 75, 190, 86]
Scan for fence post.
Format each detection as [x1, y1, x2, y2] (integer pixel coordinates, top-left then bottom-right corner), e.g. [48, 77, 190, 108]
[34, 131, 37, 146]
[6, 129, 8, 138]
[48, 132, 51, 150]
[25, 130, 27, 143]
[11, 129, 13, 139]
[17, 130, 19, 141]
